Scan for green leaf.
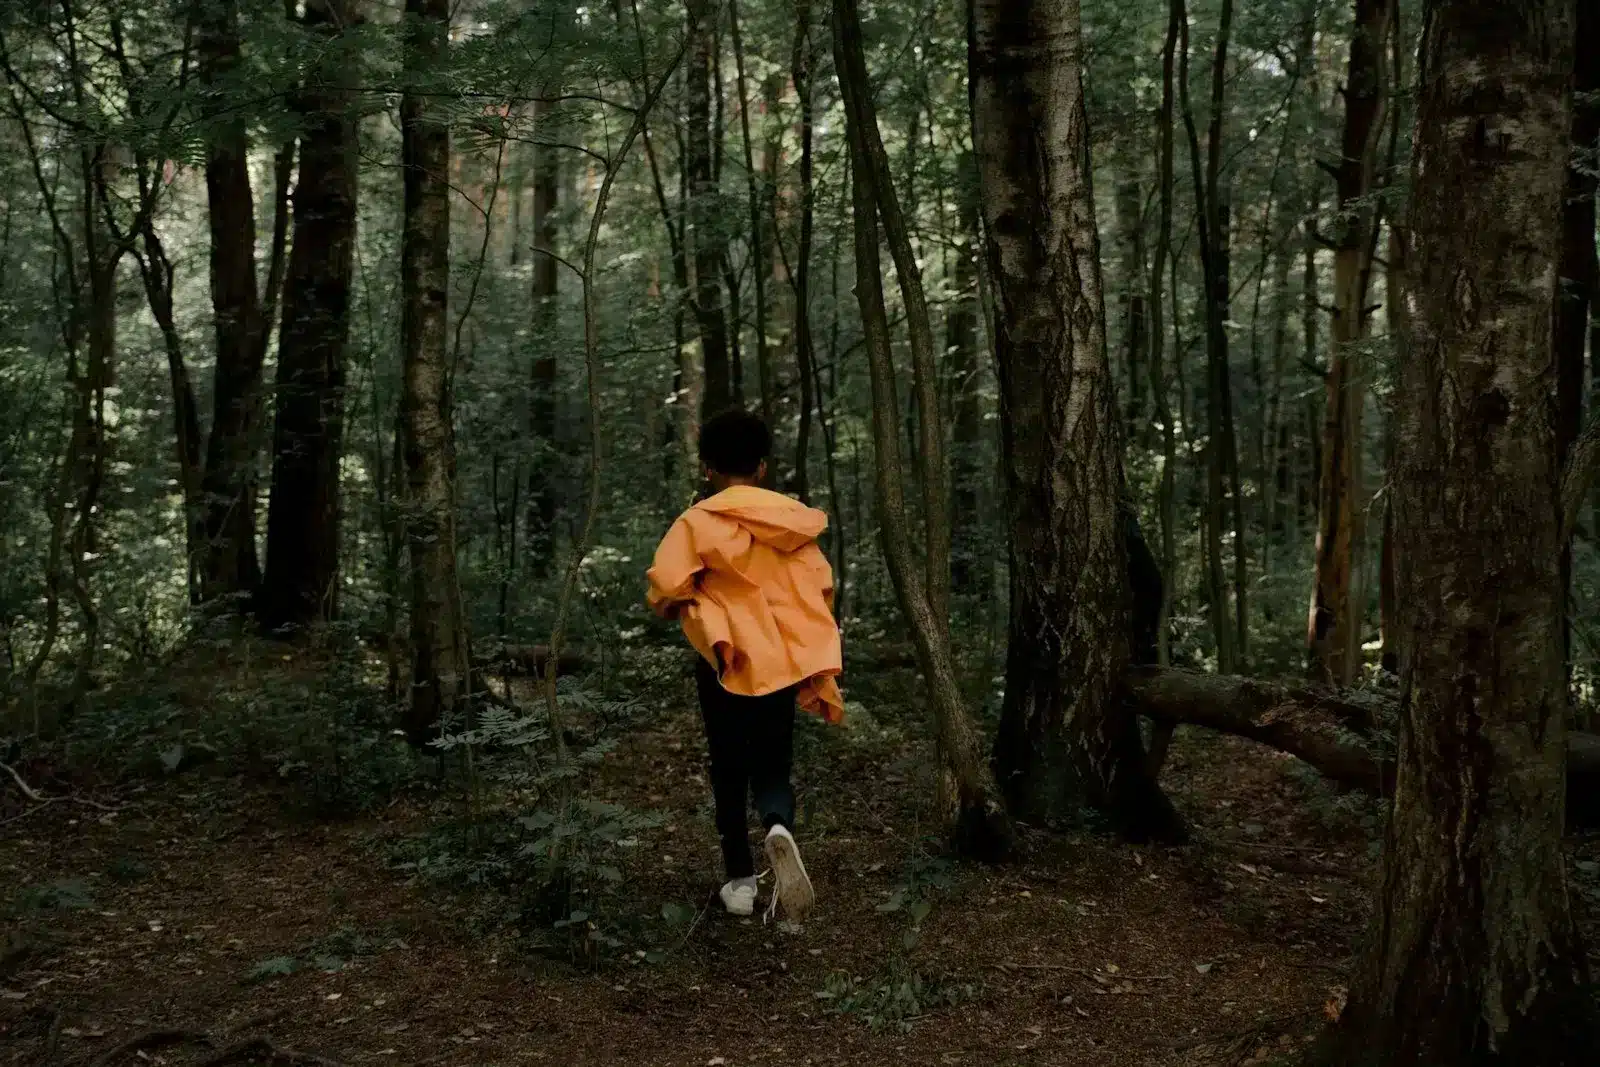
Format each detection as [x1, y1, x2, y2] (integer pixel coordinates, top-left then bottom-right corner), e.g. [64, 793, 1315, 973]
[661, 901, 695, 927]
[247, 956, 300, 982]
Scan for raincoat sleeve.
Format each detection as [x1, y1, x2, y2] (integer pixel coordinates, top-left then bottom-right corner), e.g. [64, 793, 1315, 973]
[646, 516, 703, 618]
[798, 541, 835, 612]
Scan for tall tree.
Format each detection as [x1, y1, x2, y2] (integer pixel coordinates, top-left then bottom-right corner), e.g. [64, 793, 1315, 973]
[1321, 0, 1597, 1059]
[948, 150, 984, 598]
[686, 0, 732, 419]
[397, 0, 469, 741]
[1178, 0, 1242, 673]
[973, 0, 1180, 839]
[836, 0, 1008, 856]
[261, 0, 362, 630]
[1559, 0, 1597, 528]
[527, 101, 561, 578]
[1306, 0, 1390, 684]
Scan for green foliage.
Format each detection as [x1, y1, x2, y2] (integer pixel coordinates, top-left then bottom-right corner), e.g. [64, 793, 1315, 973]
[816, 959, 981, 1033]
[51, 643, 419, 817]
[8, 879, 93, 918]
[246, 924, 393, 983]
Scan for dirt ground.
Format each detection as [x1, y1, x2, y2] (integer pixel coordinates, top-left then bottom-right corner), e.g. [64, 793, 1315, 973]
[5, 664, 1599, 1067]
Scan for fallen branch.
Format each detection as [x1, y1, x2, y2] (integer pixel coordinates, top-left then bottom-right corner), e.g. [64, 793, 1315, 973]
[1, 760, 48, 802]
[1125, 667, 1600, 825]
[89, 1029, 210, 1067]
[198, 1038, 346, 1067]
[1126, 667, 1394, 794]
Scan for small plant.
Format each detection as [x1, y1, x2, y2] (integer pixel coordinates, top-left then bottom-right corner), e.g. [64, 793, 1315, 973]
[9, 879, 93, 917]
[244, 924, 390, 983]
[816, 959, 980, 1032]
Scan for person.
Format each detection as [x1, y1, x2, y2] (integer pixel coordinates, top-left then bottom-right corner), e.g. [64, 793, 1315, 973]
[646, 409, 843, 921]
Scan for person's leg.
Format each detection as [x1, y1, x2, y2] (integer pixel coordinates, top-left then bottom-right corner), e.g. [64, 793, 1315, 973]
[747, 685, 797, 832]
[695, 657, 755, 881]
[749, 687, 814, 920]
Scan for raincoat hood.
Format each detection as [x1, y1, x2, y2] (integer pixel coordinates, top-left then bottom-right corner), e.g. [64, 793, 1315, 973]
[693, 485, 828, 553]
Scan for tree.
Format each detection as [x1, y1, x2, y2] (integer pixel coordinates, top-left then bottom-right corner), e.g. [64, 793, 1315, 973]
[1177, 0, 1243, 673]
[527, 99, 561, 578]
[973, 0, 1180, 839]
[835, 0, 1008, 857]
[398, 0, 470, 742]
[261, 0, 362, 630]
[686, 0, 732, 420]
[1319, 1, 1598, 1058]
[1306, 0, 1390, 685]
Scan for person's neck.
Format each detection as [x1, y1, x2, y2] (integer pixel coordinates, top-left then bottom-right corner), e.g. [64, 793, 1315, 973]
[708, 475, 760, 493]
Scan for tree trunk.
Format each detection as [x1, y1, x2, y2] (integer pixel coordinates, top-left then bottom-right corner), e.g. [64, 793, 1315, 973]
[790, 0, 816, 501]
[1307, 0, 1389, 685]
[261, 0, 361, 630]
[972, 0, 1181, 841]
[1149, 0, 1180, 668]
[1115, 179, 1147, 437]
[398, 0, 470, 743]
[195, 0, 267, 606]
[729, 0, 773, 427]
[528, 99, 560, 578]
[1178, 0, 1238, 674]
[948, 151, 983, 599]
[1319, 2, 1598, 1058]
[836, 0, 1010, 858]
[687, 0, 731, 419]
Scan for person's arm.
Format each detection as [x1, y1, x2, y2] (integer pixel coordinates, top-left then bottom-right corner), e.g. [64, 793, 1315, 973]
[646, 518, 703, 618]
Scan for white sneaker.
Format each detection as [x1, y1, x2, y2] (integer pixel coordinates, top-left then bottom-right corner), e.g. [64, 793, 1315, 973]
[719, 878, 756, 916]
[763, 824, 815, 922]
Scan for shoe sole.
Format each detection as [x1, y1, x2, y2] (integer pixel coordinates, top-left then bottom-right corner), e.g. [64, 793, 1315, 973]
[765, 832, 815, 922]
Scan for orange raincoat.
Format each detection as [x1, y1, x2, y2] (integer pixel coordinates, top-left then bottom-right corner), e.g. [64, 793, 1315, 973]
[646, 485, 844, 723]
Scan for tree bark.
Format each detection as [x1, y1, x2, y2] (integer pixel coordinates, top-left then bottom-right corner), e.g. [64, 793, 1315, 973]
[836, 0, 1010, 858]
[1115, 179, 1147, 437]
[948, 151, 983, 599]
[1319, 1, 1598, 1058]
[687, 0, 732, 419]
[972, 0, 1181, 841]
[1149, 0, 1180, 668]
[729, 0, 773, 428]
[790, 0, 816, 502]
[1307, 0, 1390, 685]
[262, 0, 361, 630]
[194, 0, 267, 606]
[528, 99, 560, 578]
[396, 0, 469, 742]
[1177, 0, 1238, 674]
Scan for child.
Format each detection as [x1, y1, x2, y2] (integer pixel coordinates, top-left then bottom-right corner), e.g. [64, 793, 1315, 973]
[646, 409, 843, 921]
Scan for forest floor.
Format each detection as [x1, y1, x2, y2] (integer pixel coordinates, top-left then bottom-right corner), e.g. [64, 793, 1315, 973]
[4, 648, 1599, 1067]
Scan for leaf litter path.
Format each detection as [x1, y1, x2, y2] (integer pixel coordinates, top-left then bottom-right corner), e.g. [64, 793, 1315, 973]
[1, 694, 1469, 1067]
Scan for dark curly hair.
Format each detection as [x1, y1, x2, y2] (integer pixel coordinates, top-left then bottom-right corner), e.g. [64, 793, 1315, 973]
[698, 407, 772, 478]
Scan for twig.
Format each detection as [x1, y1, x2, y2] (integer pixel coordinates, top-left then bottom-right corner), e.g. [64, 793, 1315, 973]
[1, 761, 48, 802]
[38, 1006, 62, 1067]
[89, 1029, 210, 1067]
[994, 962, 1175, 980]
[198, 1038, 346, 1067]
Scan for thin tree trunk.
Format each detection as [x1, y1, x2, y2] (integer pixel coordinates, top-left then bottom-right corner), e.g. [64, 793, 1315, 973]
[1177, 0, 1237, 673]
[972, 0, 1181, 841]
[836, 0, 949, 631]
[195, 0, 267, 605]
[1149, 0, 1180, 672]
[791, 0, 816, 501]
[262, 0, 362, 630]
[949, 151, 983, 599]
[1321, 2, 1597, 1059]
[687, 0, 732, 418]
[398, 0, 470, 742]
[528, 99, 560, 578]
[1115, 179, 1147, 437]
[836, 0, 1009, 857]
[1307, 0, 1390, 684]
[729, 0, 773, 426]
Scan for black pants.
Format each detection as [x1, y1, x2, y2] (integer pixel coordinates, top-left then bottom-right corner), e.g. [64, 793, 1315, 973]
[695, 656, 797, 880]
